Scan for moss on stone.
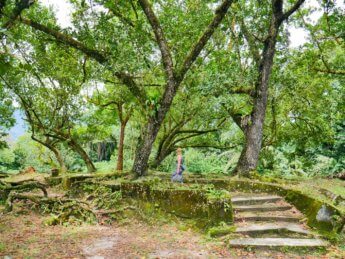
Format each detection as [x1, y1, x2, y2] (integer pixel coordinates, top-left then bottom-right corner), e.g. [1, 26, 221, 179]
[227, 179, 345, 239]
[117, 180, 233, 228]
[45, 176, 62, 186]
[208, 225, 236, 237]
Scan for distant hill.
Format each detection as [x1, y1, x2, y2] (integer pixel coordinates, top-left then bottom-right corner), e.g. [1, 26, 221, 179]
[8, 110, 26, 142]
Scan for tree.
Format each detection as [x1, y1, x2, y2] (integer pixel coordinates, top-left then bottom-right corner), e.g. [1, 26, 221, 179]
[0, 0, 236, 176]
[89, 81, 135, 171]
[0, 39, 97, 173]
[130, 0, 235, 176]
[231, 0, 306, 176]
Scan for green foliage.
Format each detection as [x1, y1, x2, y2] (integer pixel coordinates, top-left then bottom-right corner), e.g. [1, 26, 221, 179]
[11, 134, 53, 172]
[0, 0, 343, 178]
[204, 185, 230, 201]
[92, 187, 122, 210]
[0, 148, 15, 165]
[208, 224, 236, 237]
[159, 149, 231, 175]
[0, 134, 86, 173]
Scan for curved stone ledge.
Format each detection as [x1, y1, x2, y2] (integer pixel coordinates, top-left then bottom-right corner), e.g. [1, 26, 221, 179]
[57, 177, 233, 229]
[120, 182, 233, 227]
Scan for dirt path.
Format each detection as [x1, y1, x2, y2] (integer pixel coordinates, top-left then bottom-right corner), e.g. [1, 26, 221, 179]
[0, 211, 343, 258]
[81, 223, 224, 258]
[0, 211, 231, 258]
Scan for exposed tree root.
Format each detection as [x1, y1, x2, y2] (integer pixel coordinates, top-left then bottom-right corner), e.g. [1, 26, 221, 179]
[5, 192, 97, 225]
[1, 178, 138, 225]
[5, 192, 87, 211]
[0, 180, 48, 202]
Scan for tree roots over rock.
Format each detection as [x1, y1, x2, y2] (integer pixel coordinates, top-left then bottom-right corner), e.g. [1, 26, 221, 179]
[0, 180, 48, 201]
[1, 180, 130, 226]
[5, 192, 97, 225]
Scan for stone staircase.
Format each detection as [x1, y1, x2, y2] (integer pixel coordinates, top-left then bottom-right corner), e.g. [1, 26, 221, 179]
[229, 193, 328, 248]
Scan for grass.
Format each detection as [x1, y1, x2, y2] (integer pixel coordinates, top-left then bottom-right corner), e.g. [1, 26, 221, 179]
[284, 178, 345, 211]
[302, 178, 345, 196]
[0, 242, 5, 253]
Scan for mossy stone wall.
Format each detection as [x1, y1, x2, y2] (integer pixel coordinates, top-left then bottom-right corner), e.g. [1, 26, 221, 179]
[120, 182, 233, 226]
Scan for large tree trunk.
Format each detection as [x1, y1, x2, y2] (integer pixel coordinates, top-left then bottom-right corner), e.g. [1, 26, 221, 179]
[132, 118, 161, 176]
[116, 122, 127, 171]
[235, 19, 279, 177]
[51, 147, 67, 174]
[68, 139, 96, 173]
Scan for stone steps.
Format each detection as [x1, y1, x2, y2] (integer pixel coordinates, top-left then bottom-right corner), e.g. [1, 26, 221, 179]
[235, 215, 301, 223]
[235, 223, 311, 236]
[228, 193, 327, 250]
[229, 238, 328, 248]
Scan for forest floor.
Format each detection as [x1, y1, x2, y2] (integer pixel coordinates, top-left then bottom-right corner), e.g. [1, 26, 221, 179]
[1, 172, 344, 258]
[0, 208, 343, 259]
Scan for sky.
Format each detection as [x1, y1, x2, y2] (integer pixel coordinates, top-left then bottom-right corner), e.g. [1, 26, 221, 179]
[38, 0, 345, 47]
[37, 0, 336, 48]
[7, 110, 26, 143]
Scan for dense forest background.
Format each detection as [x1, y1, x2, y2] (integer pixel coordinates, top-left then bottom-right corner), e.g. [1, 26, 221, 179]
[0, 0, 344, 179]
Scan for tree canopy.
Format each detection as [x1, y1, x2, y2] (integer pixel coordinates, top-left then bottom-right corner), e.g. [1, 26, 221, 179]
[0, 0, 343, 178]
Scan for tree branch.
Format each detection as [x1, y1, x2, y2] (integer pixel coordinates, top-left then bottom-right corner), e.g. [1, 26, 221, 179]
[178, 144, 237, 150]
[18, 17, 148, 104]
[19, 17, 107, 63]
[138, 0, 175, 82]
[239, 19, 261, 65]
[108, 7, 135, 28]
[226, 84, 255, 96]
[221, 103, 250, 132]
[172, 130, 217, 146]
[177, 0, 235, 82]
[175, 129, 218, 135]
[281, 0, 305, 22]
[313, 68, 345, 75]
[114, 72, 147, 104]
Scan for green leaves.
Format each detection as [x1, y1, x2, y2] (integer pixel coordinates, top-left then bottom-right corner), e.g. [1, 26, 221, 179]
[0, 53, 12, 76]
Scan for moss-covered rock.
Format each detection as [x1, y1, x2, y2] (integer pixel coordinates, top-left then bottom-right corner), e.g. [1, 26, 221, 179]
[45, 176, 62, 186]
[208, 225, 236, 237]
[120, 181, 233, 227]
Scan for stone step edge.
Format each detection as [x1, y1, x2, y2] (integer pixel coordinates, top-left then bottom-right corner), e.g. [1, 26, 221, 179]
[229, 238, 327, 248]
[235, 223, 311, 235]
[231, 196, 282, 204]
[233, 205, 292, 212]
[234, 215, 302, 222]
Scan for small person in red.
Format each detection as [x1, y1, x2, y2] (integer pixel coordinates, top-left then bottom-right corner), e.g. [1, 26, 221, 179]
[171, 148, 185, 183]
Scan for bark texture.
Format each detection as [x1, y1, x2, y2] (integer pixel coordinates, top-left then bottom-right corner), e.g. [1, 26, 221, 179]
[50, 146, 67, 174]
[116, 121, 127, 171]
